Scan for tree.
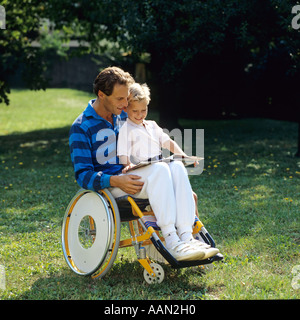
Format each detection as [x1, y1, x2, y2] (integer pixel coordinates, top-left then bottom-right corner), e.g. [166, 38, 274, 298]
[0, 0, 50, 104]
[43, 0, 247, 127]
[3, 0, 300, 111]
[43, 1, 300, 127]
[1, 1, 299, 156]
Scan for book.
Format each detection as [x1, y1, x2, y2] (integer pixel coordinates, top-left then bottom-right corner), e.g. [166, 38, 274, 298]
[125, 154, 204, 172]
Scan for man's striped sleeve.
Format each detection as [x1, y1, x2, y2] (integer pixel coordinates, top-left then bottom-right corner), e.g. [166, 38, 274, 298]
[69, 123, 111, 191]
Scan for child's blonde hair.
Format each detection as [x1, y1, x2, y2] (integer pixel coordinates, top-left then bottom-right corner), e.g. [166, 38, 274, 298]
[128, 83, 151, 105]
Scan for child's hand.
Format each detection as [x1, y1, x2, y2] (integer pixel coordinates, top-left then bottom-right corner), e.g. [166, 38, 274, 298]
[189, 156, 199, 167]
[193, 159, 199, 167]
[122, 163, 136, 174]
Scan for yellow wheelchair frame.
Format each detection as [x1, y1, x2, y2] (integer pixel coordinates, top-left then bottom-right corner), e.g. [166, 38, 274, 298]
[61, 188, 222, 283]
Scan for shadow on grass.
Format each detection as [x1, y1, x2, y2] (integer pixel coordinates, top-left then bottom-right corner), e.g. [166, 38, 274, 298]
[0, 126, 71, 164]
[14, 260, 208, 300]
[0, 126, 79, 235]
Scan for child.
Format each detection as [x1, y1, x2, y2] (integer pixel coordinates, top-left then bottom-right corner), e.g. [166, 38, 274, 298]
[118, 83, 192, 173]
[117, 83, 219, 260]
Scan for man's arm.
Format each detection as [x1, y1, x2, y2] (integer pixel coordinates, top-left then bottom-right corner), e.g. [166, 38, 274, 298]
[70, 124, 143, 194]
[69, 124, 111, 191]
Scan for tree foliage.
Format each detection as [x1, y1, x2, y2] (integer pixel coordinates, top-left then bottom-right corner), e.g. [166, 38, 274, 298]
[1, 0, 300, 116]
[0, 0, 48, 104]
[43, 0, 300, 79]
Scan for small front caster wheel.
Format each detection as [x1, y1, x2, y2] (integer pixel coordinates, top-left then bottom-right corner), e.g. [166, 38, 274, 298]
[143, 262, 165, 284]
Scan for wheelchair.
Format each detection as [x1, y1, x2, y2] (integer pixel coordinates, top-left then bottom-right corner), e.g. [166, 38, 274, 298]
[61, 188, 223, 283]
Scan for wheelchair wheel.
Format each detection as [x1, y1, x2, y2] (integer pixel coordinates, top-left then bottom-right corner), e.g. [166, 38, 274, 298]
[143, 263, 165, 284]
[62, 189, 120, 277]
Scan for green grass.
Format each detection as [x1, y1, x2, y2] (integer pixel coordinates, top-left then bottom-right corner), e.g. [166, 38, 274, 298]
[0, 89, 299, 300]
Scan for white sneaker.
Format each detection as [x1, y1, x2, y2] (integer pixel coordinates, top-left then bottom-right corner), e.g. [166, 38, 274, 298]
[185, 237, 211, 249]
[202, 247, 220, 259]
[183, 238, 220, 260]
[168, 241, 205, 261]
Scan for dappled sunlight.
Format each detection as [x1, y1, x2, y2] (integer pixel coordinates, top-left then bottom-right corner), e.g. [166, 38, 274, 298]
[20, 140, 51, 148]
[19, 137, 69, 149]
[240, 184, 274, 200]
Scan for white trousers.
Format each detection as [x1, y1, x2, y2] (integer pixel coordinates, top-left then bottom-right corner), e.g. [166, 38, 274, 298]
[109, 161, 195, 238]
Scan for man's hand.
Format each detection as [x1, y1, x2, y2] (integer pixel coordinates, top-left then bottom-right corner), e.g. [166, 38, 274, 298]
[110, 174, 144, 195]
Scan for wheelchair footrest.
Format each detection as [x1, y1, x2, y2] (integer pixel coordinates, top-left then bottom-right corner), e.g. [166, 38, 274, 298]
[175, 253, 224, 268]
[150, 235, 223, 269]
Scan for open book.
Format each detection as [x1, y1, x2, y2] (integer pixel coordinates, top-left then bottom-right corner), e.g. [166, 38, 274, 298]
[126, 154, 204, 172]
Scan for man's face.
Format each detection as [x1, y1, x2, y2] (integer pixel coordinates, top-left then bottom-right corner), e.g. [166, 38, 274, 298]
[102, 84, 129, 115]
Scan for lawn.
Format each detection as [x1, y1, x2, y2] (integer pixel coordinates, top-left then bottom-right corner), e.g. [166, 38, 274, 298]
[0, 89, 299, 300]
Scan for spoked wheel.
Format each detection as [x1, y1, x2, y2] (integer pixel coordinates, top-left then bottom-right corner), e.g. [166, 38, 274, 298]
[62, 189, 120, 278]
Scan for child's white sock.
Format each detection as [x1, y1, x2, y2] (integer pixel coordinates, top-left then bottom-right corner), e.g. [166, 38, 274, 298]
[164, 231, 180, 248]
[180, 232, 193, 242]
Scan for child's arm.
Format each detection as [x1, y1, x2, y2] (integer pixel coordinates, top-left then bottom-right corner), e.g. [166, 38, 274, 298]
[119, 155, 131, 166]
[162, 139, 199, 166]
[119, 155, 136, 174]
[162, 139, 187, 157]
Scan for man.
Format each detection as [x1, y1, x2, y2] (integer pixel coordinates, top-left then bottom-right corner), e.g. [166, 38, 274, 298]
[69, 66, 219, 261]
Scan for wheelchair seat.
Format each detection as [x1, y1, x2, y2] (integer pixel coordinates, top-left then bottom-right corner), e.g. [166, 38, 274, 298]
[115, 196, 150, 221]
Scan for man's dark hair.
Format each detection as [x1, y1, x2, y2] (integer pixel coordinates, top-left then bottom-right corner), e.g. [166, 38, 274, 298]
[93, 66, 134, 97]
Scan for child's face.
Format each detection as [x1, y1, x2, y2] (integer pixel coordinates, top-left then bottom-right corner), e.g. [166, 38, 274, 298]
[127, 99, 148, 125]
